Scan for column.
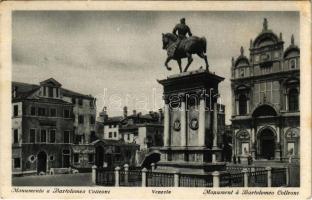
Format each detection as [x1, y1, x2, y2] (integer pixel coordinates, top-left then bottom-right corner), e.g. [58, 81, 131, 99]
[251, 128, 256, 159]
[198, 95, 206, 147]
[247, 99, 250, 114]
[180, 96, 187, 147]
[212, 102, 218, 163]
[164, 98, 170, 147]
[236, 100, 239, 115]
[212, 102, 218, 148]
[285, 94, 289, 111]
[275, 126, 281, 160]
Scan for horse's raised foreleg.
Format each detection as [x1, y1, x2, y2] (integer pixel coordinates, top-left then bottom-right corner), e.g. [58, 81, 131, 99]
[184, 53, 193, 72]
[197, 52, 209, 71]
[177, 59, 182, 73]
[165, 57, 172, 71]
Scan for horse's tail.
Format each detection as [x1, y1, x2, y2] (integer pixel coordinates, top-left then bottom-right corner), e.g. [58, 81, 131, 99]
[201, 37, 207, 53]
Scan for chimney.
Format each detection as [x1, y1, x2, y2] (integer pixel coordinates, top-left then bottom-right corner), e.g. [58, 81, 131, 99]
[123, 106, 128, 118]
[133, 110, 137, 116]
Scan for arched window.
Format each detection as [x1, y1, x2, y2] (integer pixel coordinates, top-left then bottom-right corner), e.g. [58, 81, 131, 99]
[239, 94, 247, 115]
[289, 89, 299, 112]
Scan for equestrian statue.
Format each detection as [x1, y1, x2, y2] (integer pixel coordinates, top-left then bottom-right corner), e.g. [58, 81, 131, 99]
[162, 18, 209, 73]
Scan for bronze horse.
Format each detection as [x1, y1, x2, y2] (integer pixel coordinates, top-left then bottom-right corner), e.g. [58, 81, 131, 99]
[162, 33, 209, 73]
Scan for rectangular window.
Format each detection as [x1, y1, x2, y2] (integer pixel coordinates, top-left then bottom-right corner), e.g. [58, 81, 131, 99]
[72, 98, 76, 104]
[50, 130, 56, 143]
[38, 107, 46, 116]
[64, 131, 70, 143]
[114, 132, 117, 138]
[30, 106, 36, 116]
[109, 132, 112, 138]
[109, 124, 112, 128]
[64, 109, 70, 118]
[73, 153, 79, 163]
[90, 116, 95, 125]
[13, 105, 18, 116]
[56, 88, 59, 97]
[78, 115, 84, 124]
[40, 130, 47, 143]
[14, 158, 21, 168]
[13, 129, 18, 144]
[48, 87, 53, 97]
[78, 99, 83, 106]
[90, 100, 94, 108]
[88, 154, 94, 163]
[43, 86, 46, 96]
[50, 108, 57, 117]
[29, 129, 36, 143]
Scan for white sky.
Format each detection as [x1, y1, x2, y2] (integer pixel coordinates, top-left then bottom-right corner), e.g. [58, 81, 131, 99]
[12, 11, 299, 124]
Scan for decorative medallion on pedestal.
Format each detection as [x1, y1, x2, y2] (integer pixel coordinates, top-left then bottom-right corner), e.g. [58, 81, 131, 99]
[189, 118, 199, 130]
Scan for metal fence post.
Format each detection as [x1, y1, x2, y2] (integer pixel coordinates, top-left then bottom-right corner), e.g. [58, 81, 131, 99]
[124, 164, 129, 186]
[142, 168, 147, 187]
[266, 167, 272, 187]
[115, 166, 120, 187]
[151, 163, 156, 171]
[242, 168, 248, 187]
[212, 171, 220, 187]
[174, 170, 180, 187]
[285, 166, 289, 186]
[92, 165, 97, 185]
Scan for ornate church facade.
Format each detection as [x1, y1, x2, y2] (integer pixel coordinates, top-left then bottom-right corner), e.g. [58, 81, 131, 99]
[231, 19, 300, 162]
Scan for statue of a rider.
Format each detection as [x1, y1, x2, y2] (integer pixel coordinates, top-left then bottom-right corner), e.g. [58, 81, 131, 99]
[170, 18, 192, 56]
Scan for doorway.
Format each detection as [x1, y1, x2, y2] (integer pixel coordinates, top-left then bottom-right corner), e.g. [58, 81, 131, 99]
[37, 151, 47, 174]
[95, 146, 104, 168]
[259, 129, 275, 160]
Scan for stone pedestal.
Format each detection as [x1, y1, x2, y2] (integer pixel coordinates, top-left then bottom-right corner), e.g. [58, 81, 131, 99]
[156, 69, 226, 173]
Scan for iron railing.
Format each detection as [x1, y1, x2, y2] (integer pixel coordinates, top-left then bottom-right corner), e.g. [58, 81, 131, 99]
[146, 171, 174, 187]
[271, 168, 286, 187]
[248, 170, 267, 187]
[179, 173, 213, 187]
[96, 168, 115, 186]
[220, 172, 244, 187]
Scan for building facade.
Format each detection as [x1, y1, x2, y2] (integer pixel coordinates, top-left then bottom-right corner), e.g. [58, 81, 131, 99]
[12, 79, 74, 175]
[231, 19, 300, 162]
[62, 88, 97, 169]
[12, 78, 97, 175]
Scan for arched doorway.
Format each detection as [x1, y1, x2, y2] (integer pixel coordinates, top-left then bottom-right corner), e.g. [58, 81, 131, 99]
[259, 129, 275, 160]
[95, 146, 104, 168]
[37, 151, 47, 174]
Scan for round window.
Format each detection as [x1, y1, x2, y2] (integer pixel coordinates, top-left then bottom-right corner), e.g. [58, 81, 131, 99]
[28, 155, 36, 163]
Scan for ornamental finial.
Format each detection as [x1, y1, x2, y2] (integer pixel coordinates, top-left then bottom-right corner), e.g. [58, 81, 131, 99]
[231, 57, 235, 67]
[240, 46, 244, 55]
[250, 39, 253, 48]
[291, 34, 294, 45]
[279, 32, 283, 40]
[263, 18, 268, 31]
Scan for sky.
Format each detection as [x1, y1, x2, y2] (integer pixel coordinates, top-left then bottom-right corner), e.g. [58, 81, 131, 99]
[12, 11, 299, 124]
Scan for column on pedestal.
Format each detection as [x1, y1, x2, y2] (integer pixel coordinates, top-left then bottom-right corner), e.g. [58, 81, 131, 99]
[212, 102, 218, 148]
[212, 102, 218, 163]
[251, 127, 256, 159]
[275, 125, 281, 160]
[235, 100, 239, 115]
[180, 95, 187, 147]
[163, 97, 170, 147]
[198, 93, 206, 147]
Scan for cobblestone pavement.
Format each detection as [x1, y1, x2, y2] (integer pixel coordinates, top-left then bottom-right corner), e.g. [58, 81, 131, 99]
[12, 173, 93, 186]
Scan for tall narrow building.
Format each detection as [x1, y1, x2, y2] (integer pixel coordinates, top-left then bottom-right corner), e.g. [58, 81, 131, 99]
[231, 19, 300, 162]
